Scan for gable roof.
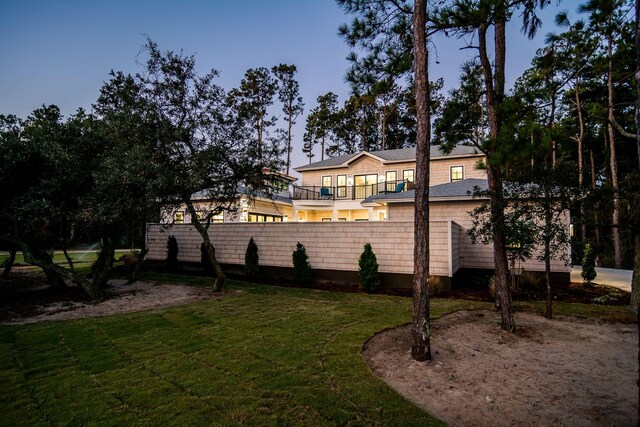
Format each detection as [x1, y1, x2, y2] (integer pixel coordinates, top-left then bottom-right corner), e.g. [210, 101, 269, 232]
[294, 145, 481, 172]
[362, 178, 488, 204]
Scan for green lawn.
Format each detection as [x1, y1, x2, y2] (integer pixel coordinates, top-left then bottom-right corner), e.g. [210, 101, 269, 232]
[0, 249, 137, 267]
[0, 275, 634, 426]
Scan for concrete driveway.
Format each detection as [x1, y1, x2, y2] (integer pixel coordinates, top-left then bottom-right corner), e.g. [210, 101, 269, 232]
[571, 266, 633, 292]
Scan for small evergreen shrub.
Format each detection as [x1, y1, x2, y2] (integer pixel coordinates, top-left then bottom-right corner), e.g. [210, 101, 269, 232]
[581, 243, 597, 285]
[358, 243, 380, 293]
[245, 237, 259, 277]
[292, 242, 312, 286]
[166, 235, 179, 272]
[201, 242, 214, 275]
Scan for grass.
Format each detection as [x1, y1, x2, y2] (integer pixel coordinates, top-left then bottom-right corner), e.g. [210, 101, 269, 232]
[0, 273, 634, 426]
[0, 249, 137, 267]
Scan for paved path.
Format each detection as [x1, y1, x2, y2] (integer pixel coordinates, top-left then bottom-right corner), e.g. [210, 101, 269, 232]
[571, 266, 633, 292]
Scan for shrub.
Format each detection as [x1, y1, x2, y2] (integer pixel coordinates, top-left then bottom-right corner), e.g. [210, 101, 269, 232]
[245, 237, 259, 278]
[119, 251, 139, 273]
[200, 242, 214, 275]
[487, 275, 496, 298]
[428, 275, 445, 296]
[581, 243, 597, 285]
[358, 243, 380, 293]
[292, 242, 312, 286]
[166, 236, 179, 272]
[519, 270, 542, 291]
[593, 292, 620, 305]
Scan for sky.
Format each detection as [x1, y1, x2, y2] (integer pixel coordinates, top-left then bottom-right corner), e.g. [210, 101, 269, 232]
[0, 0, 579, 175]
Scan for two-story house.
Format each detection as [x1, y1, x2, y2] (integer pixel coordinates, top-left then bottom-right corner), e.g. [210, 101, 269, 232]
[291, 145, 485, 222]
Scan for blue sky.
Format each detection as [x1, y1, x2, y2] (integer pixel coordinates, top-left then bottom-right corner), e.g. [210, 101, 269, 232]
[0, 0, 576, 171]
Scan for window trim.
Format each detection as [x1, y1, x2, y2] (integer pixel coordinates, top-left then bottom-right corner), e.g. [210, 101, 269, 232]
[321, 175, 332, 189]
[402, 169, 414, 190]
[450, 165, 464, 182]
[385, 170, 397, 192]
[337, 174, 347, 198]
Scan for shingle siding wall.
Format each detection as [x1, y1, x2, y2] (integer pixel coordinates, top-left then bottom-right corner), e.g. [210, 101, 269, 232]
[387, 201, 570, 273]
[300, 156, 484, 188]
[146, 221, 452, 276]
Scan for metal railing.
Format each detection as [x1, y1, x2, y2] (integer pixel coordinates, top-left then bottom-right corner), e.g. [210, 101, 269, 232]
[291, 180, 411, 201]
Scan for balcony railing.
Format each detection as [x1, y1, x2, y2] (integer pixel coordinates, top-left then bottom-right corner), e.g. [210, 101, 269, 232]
[291, 180, 411, 201]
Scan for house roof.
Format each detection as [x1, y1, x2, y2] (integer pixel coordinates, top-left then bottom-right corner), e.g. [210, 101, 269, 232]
[362, 178, 488, 205]
[294, 145, 481, 172]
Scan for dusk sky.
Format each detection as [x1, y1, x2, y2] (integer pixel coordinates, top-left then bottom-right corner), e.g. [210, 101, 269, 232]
[0, 0, 576, 173]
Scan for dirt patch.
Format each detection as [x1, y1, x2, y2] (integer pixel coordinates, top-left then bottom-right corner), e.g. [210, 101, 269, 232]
[363, 310, 637, 426]
[1, 272, 232, 325]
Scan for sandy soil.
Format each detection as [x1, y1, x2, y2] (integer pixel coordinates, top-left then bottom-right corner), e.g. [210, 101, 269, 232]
[363, 310, 638, 426]
[2, 279, 226, 325]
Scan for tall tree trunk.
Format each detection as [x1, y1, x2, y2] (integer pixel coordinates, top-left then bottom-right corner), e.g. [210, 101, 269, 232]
[411, 0, 432, 362]
[92, 235, 115, 290]
[128, 248, 148, 284]
[321, 135, 325, 161]
[286, 112, 293, 175]
[544, 189, 553, 319]
[186, 202, 226, 291]
[632, 0, 640, 420]
[607, 34, 622, 268]
[477, 12, 515, 332]
[574, 83, 587, 241]
[1, 249, 16, 277]
[591, 148, 602, 246]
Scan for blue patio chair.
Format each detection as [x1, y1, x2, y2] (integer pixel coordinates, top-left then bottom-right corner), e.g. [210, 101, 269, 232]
[320, 187, 333, 198]
[393, 182, 405, 193]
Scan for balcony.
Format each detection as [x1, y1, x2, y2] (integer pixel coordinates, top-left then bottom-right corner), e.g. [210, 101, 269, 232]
[291, 180, 410, 201]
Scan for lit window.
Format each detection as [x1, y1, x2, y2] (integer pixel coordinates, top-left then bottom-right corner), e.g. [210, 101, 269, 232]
[403, 169, 414, 190]
[385, 171, 397, 192]
[337, 174, 347, 198]
[450, 166, 463, 182]
[173, 212, 184, 224]
[322, 175, 332, 188]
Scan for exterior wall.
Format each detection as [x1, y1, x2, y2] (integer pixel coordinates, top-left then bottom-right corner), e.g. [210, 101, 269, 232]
[450, 221, 461, 275]
[300, 157, 417, 187]
[160, 197, 292, 224]
[146, 221, 453, 277]
[430, 156, 486, 185]
[299, 155, 485, 188]
[387, 201, 570, 273]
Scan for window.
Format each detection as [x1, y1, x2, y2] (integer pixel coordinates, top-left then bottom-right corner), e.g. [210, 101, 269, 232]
[321, 218, 332, 222]
[337, 174, 347, 198]
[403, 169, 414, 190]
[338, 217, 347, 221]
[354, 174, 378, 199]
[248, 213, 283, 222]
[196, 211, 223, 223]
[378, 211, 387, 221]
[450, 166, 464, 182]
[322, 175, 332, 188]
[385, 171, 397, 192]
[173, 211, 184, 224]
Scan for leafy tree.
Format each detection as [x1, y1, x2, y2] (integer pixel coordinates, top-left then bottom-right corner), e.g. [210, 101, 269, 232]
[201, 242, 214, 275]
[272, 64, 304, 174]
[358, 243, 380, 293]
[132, 39, 282, 291]
[244, 237, 259, 277]
[292, 242, 312, 285]
[227, 67, 278, 161]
